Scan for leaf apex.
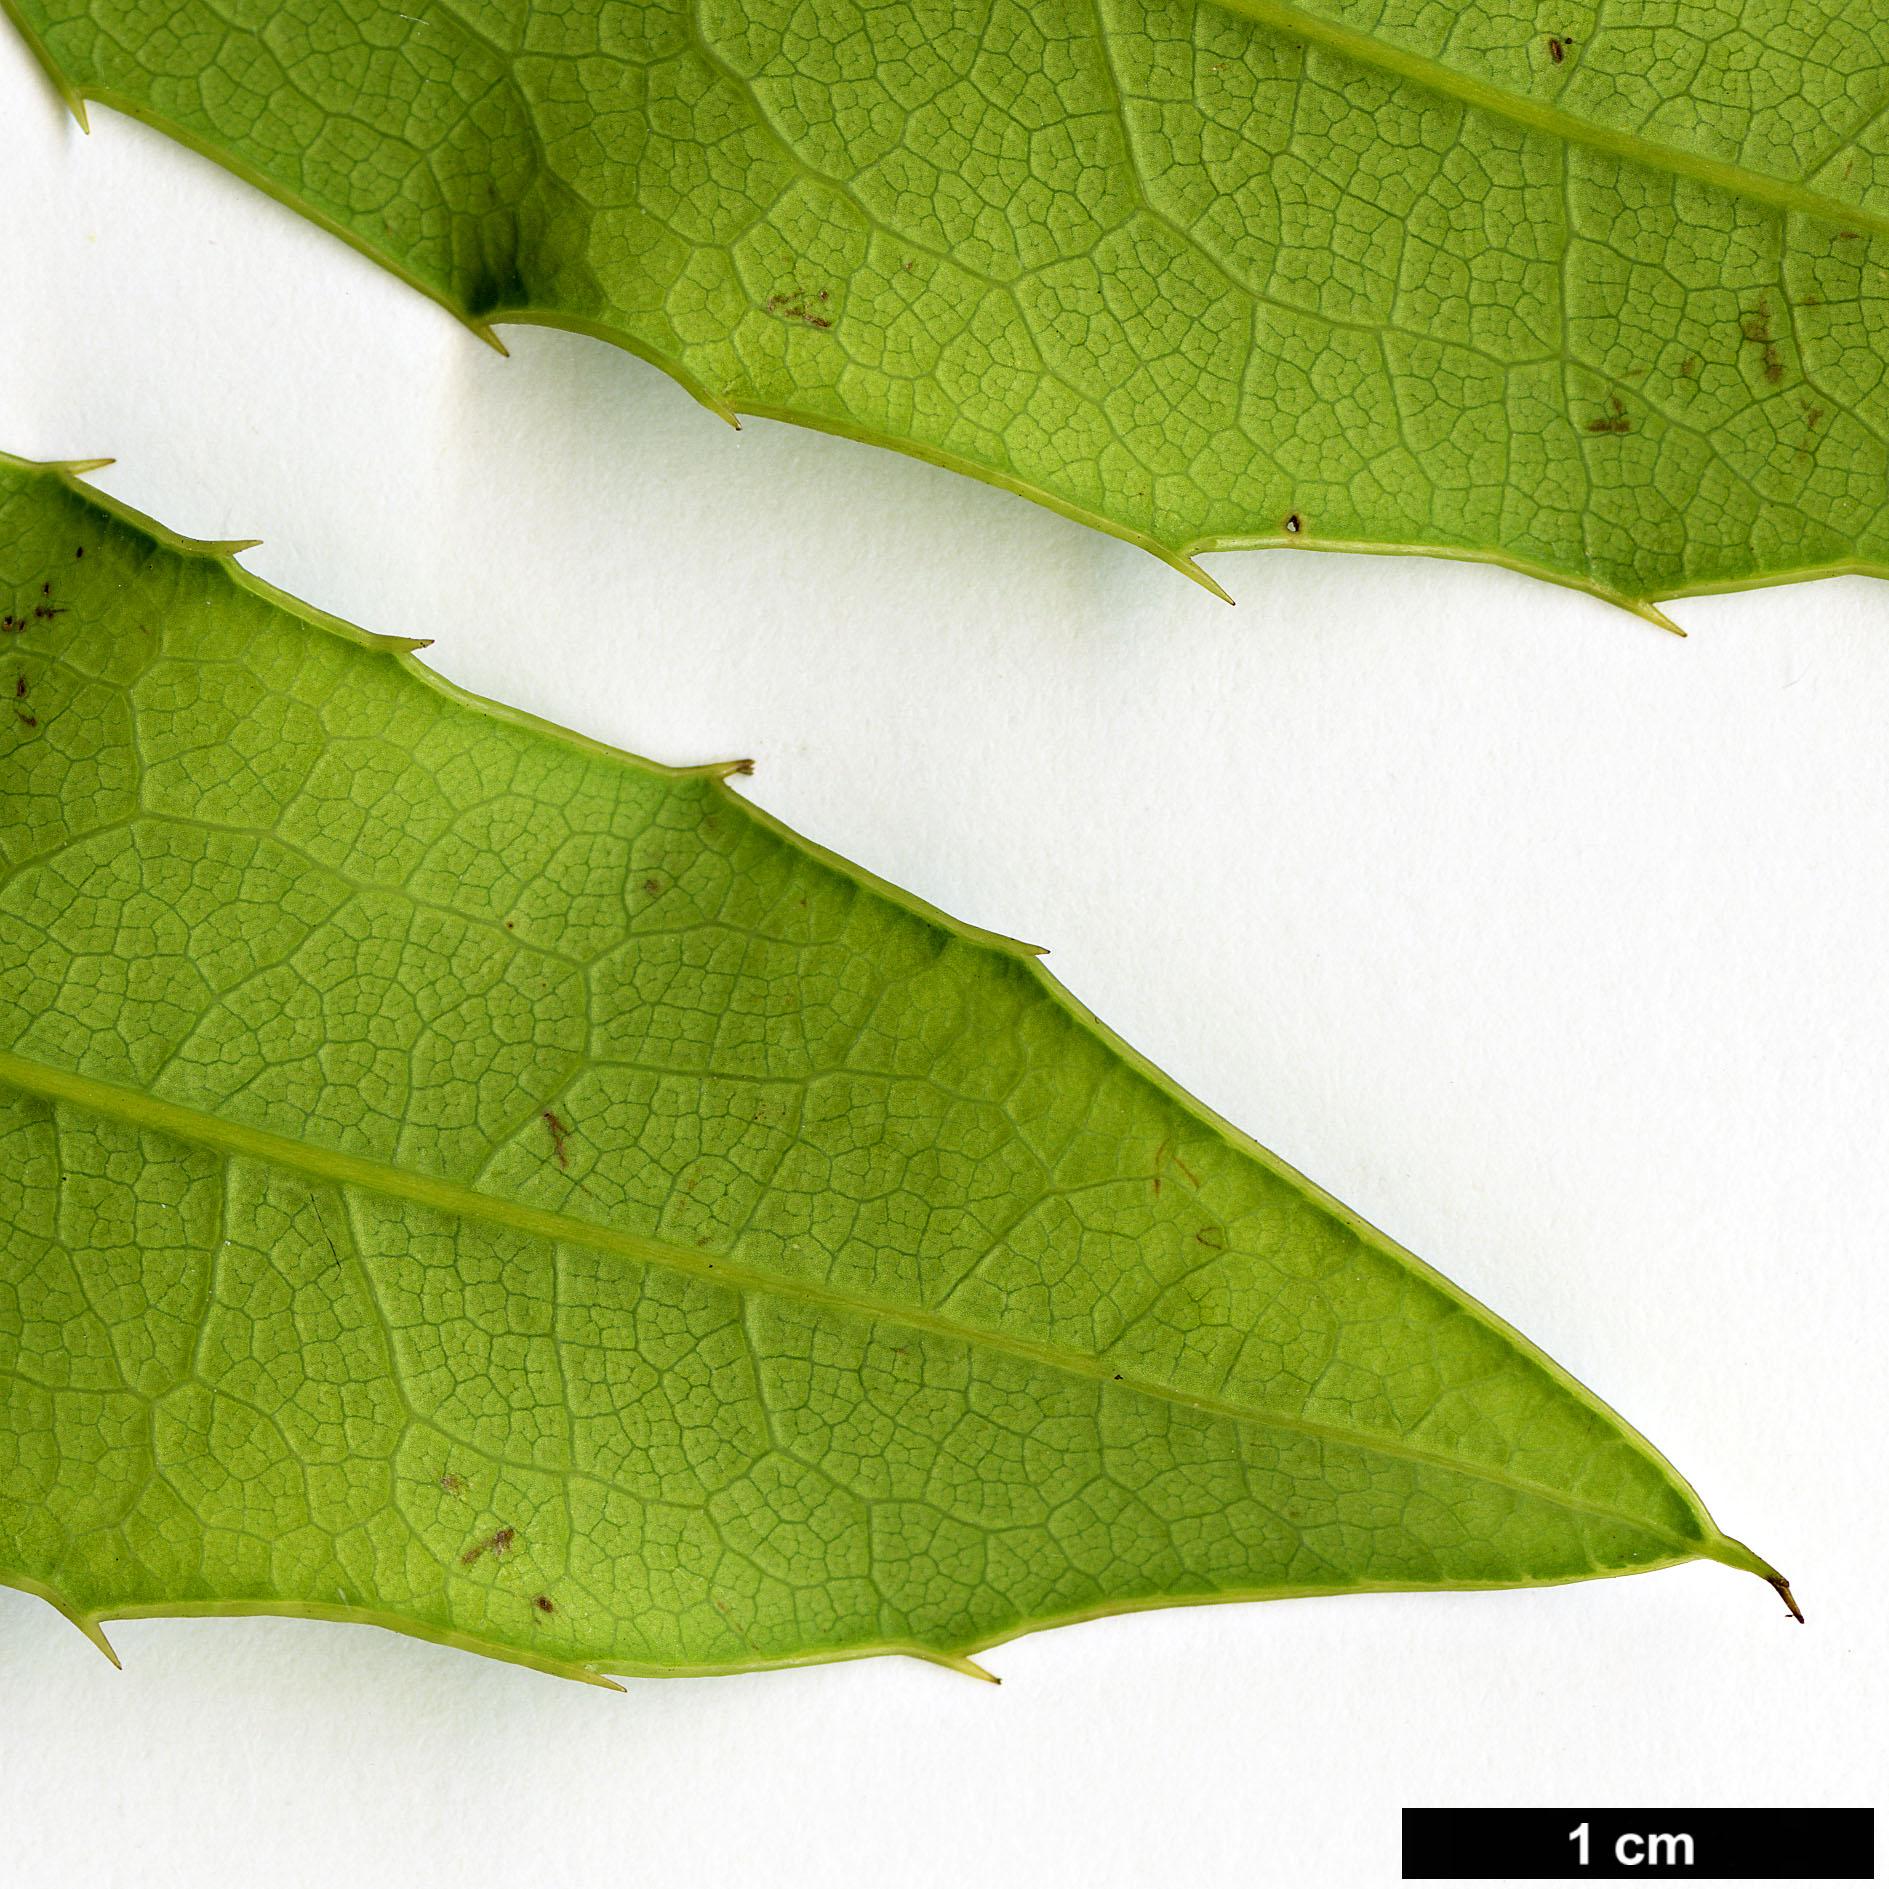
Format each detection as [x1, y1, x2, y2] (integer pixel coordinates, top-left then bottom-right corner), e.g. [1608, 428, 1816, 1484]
[1701, 1532, 1800, 1618]
[1769, 1576, 1806, 1624]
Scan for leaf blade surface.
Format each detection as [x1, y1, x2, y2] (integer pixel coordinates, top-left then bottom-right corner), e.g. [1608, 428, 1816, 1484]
[9, 0, 1889, 611]
[0, 455, 1783, 1678]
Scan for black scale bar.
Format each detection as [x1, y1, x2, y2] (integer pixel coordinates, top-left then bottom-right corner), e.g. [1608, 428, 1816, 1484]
[1403, 1808, 1874, 1880]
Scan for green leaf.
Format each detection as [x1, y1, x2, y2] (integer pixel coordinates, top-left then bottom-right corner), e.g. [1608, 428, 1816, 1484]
[8, 0, 1889, 621]
[0, 452, 1787, 1684]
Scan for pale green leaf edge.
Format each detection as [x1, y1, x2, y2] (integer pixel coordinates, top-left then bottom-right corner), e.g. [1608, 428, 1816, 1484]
[0, 453, 1794, 1682]
[13, 2, 1889, 629]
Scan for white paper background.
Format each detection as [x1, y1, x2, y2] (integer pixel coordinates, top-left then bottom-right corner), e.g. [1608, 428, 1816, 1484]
[1, 31, 1882, 1887]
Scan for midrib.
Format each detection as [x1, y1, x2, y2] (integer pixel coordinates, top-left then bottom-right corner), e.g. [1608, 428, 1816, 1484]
[1207, 0, 1889, 241]
[0, 1045, 1702, 1557]
[30, 0, 1889, 244]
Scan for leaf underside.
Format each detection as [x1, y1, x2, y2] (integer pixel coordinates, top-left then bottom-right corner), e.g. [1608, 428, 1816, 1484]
[10, 0, 1889, 617]
[0, 455, 1779, 1683]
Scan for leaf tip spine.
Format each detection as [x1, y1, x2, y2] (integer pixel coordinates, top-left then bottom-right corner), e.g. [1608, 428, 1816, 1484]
[57, 83, 90, 132]
[574, 1665, 629, 1692]
[1174, 554, 1236, 606]
[1580, 579, 1686, 635]
[73, 1611, 122, 1668]
[0, 0, 90, 128]
[922, 1649, 1001, 1684]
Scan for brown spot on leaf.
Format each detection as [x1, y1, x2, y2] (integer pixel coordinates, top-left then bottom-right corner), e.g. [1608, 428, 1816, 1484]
[1283, 512, 1303, 534]
[1547, 35, 1564, 61]
[1586, 394, 1632, 434]
[439, 1471, 465, 1497]
[542, 1110, 572, 1168]
[1741, 296, 1787, 381]
[1153, 1137, 1202, 1193]
[533, 1594, 555, 1615]
[766, 289, 834, 330]
[712, 1596, 762, 1653]
[461, 1525, 517, 1566]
